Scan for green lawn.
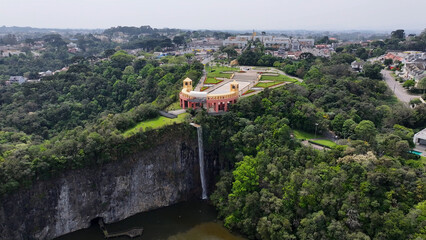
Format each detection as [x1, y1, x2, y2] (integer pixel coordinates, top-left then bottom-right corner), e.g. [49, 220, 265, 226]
[201, 86, 209, 91]
[293, 130, 342, 148]
[261, 74, 298, 82]
[206, 66, 238, 79]
[207, 72, 232, 78]
[123, 113, 189, 137]
[242, 89, 255, 95]
[255, 82, 283, 88]
[165, 101, 181, 111]
[293, 130, 316, 140]
[255, 74, 298, 88]
[208, 66, 239, 72]
[205, 77, 223, 84]
[310, 139, 338, 148]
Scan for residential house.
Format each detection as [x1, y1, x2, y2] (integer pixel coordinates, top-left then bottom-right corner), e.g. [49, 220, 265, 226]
[8, 76, 27, 84]
[414, 128, 426, 146]
[351, 60, 365, 72]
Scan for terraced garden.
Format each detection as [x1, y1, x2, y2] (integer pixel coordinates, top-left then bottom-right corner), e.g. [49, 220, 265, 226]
[254, 74, 298, 88]
[206, 66, 238, 79]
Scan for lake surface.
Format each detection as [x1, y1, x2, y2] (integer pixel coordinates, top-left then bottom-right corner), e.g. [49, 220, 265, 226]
[55, 200, 245, 240]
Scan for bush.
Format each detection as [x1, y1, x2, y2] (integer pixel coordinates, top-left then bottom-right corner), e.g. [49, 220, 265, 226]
[403, 80, 415, 89]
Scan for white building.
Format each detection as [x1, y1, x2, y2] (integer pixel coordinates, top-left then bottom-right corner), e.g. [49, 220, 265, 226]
[8, 76, 27, 84]
[414, 128, 426, 146]
[223, 35, 314, 50]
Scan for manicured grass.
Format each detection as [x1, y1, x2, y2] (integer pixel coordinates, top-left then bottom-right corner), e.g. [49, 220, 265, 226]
[201, 86, 209, 91]
[294, 130, 342, 148]
[293, 130, 316, 140]
[205, 77, 223, 84]
[255, 82, 283, 88]
[310, 139, 338, 148]
[206, 66, 238, 78]
[165, 101, 181, 111]
[209, 66, 239, 72]
[207, 72, 232, 78]
[255, 74, 298, 88]
[242, 89, 255, 95]
[123, 113, 189, 137]
[261, 74, 298, 82]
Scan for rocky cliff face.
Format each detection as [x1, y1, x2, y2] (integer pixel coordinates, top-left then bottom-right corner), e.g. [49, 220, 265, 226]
[0, 125, 206, 240]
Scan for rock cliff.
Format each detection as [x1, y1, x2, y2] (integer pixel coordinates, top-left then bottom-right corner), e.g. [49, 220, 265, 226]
[0, 125, 207, 240]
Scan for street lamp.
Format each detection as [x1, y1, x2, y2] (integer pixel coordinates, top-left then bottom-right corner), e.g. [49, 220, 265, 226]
[315, 123, 319, 139]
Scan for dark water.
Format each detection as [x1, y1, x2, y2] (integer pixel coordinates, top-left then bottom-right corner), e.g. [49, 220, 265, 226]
[55, 200, 245, 240]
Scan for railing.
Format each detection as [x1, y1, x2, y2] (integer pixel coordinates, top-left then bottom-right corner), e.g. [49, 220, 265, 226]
[207, 92, 238, 100]
[180, 91, 193, 99]
[181, 89, 238, 101]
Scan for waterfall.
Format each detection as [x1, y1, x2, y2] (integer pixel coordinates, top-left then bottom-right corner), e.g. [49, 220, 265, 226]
[196, 126, 207, 199]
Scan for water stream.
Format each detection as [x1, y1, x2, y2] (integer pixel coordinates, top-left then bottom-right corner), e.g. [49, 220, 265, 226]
[196, 126, 208, 199]
[55, 200, 245, 240]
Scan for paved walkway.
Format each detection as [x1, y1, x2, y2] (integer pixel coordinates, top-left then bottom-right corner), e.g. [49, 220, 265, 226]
[382, 70, 421, 104]
[301, 140, 329, 150]
[194, 69, 206, 91]
[168, 109, 186, 115]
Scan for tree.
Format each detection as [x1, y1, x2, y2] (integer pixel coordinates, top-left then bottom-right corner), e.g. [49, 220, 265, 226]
[300, 52, 315, 61]
[391, 29, 405, 40]
[221, 46, 238, 62]
[110, 50, 135, 70]
[384, 58, 393, 66]
[331, 114, 346, 135]
[354, 120, 376, 143]
[172, 36, 185, 46]
[403, 80, 415, 89]
[316, 36, 332, 44]
[362, 63, 383, 80]
[104, 49, 116, 58]
[133, 58, 147, 73]
[230, 155, 259, 197]
[2, 34, 18, 45]
[417, 77, 426, 94]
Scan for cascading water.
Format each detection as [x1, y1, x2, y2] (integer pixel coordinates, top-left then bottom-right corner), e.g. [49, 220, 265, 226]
[196, 125, 207, 199]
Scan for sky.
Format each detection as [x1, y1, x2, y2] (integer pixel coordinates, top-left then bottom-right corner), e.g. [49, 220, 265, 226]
[1, 0, 425, 31]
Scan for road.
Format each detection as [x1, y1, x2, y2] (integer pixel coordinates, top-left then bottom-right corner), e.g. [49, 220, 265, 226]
[381, 70, 421, 104]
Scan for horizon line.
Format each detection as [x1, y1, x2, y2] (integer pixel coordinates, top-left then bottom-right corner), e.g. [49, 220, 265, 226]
[1, 25, 423, 33]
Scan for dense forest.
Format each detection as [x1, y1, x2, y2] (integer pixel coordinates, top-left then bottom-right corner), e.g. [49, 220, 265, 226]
[199, 52, 425, 239]
[0, 49, 203, 194]
[205, 99, 425, 239]
[200, 55, 425, 239]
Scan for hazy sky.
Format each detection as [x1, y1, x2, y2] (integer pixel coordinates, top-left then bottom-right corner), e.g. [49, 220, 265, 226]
[1, 0, 425, 31]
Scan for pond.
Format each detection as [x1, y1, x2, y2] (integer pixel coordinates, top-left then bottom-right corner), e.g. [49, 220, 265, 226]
[55, 200, 245, 240]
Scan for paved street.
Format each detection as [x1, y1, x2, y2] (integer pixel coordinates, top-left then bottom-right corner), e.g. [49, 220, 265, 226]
[381, 70, 421, 104]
